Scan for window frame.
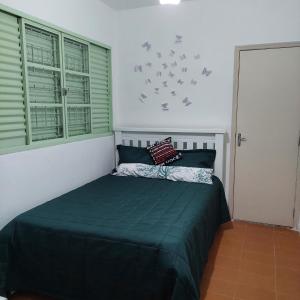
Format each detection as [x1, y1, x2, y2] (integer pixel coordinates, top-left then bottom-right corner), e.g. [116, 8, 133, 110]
[0, 4, 113, 155]
[22, 19, 66, 145]
[62, 33, 92, 138]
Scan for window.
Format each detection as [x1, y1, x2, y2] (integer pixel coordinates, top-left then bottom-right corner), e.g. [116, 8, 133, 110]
[0, 9, 112, 154]
[63, 36, 91, 137]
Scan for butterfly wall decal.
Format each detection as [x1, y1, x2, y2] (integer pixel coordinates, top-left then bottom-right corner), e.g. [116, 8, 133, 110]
[139, 93, 148, 103]
[168, 71, 175, 78]
[142, 41, 151, 51]
[182, 97, 192, 106]
[175, 35, 183, 44]
[169, 49, 175, 57]
[171, 61, 178, 67]
[135, 36, 213, 110]
[202, 67, 212, 76]
[161, 103, 169, 111]
[134, 65, 143, 72]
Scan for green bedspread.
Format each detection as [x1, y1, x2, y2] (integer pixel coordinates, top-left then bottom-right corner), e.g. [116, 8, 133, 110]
[0, 175, 230, 300]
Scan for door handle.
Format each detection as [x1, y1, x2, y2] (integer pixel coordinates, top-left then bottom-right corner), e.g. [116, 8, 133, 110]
[237, 133, 247, 147]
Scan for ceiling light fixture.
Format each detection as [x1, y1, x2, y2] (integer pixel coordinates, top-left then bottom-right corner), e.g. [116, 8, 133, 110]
[160, 0, 181, 5]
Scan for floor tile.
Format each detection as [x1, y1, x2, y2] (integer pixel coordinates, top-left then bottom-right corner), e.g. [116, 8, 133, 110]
[245, 231, 274, 244]
[240, 260, 275, 277]
[208, 253, 241, 270]
[210, 243, 243, 260]
[237, 270, 275, 291]
[214, 235, 245, 248]
[201, 277, 237, 298]
[242, 250, 274, 265]
[244, 240, 274, 254]
[276, 267, 300, 294]
[275, 246, 300, 259]
[275, 254, 300, 271]
[203, 264, 239, 282]
[277, 292, 300, 300]
[235, 283, 276, 300]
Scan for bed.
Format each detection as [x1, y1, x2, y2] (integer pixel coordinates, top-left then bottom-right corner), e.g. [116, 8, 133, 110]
[0, 128, 230, 300]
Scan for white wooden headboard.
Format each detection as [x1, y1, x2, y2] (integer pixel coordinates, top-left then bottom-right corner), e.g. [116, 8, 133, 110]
[114, 128, 226, 183]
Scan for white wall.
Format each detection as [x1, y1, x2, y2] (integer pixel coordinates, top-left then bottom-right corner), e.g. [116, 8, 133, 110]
[0, 0, 117, 229]
[115, 0, 300, 204]
[1, 0, 300, 229]
[0, 137, 115, 228]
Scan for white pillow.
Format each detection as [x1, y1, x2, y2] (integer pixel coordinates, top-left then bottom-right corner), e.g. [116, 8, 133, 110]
[114, 163, 213, 185]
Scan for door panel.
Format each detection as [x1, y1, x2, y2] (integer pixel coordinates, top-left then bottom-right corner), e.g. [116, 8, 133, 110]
[234, 47, 300, 226]
[295, 147, 300, 229]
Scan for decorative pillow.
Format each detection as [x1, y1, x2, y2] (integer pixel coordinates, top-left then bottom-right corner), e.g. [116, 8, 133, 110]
[147, 137, 182, 165]
[170, 149, 216, 169]
[114, 163, 213, 185]
[117, 145, 153, 165]
[166, 165, 213, 184]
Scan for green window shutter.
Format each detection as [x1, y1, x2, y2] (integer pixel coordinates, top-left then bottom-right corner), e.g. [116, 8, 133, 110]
[64, 36, 91, 137]
[90, 44, 111, 134]
[0, 6, 113, 154]
[24, 23, 64, 142]
[0, 11, 27, 150]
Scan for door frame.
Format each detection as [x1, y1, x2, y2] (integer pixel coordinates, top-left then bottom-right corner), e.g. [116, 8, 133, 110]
[229, 41, 300, 228]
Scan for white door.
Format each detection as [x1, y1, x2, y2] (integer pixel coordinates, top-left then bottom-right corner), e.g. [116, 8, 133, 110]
[234, 46, 300, 226]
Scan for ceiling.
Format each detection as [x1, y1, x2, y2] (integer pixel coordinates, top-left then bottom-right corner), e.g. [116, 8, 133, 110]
[100, 0, 195, 10]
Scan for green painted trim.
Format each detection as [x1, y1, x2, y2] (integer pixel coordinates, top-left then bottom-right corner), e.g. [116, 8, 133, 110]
[0, 3, 111, 50]
[65, 70, 90, 77]
[87, 42, 93, 135]
[20, 18, 32, 144]
[58, 26, 66, 140]
[108, 49, 113, 131]
[63, 33, 93, 137]
[89, 39, 94, 134]
[24, 18, 61, 36]
[0, 4, 113, 155]
[23, 19, 65, 142]
[60, 32, 68, 138]
[27, 62, 61, 73]
[29, 103, 64, 108]
[63, 32, 90, 47]
[0, 132, 113, 156]
[66, 104, 91, 108]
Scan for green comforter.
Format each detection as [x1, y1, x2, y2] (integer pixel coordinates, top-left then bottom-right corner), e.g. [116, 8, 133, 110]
[0, 175, 230, 300]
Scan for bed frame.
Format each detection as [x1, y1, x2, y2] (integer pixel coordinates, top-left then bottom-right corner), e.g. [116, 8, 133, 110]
[114, 128, 226, 183]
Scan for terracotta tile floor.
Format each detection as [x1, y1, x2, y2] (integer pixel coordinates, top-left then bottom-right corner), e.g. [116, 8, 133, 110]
[200, 221, 300, 300]
[9, 221, 300, 300]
